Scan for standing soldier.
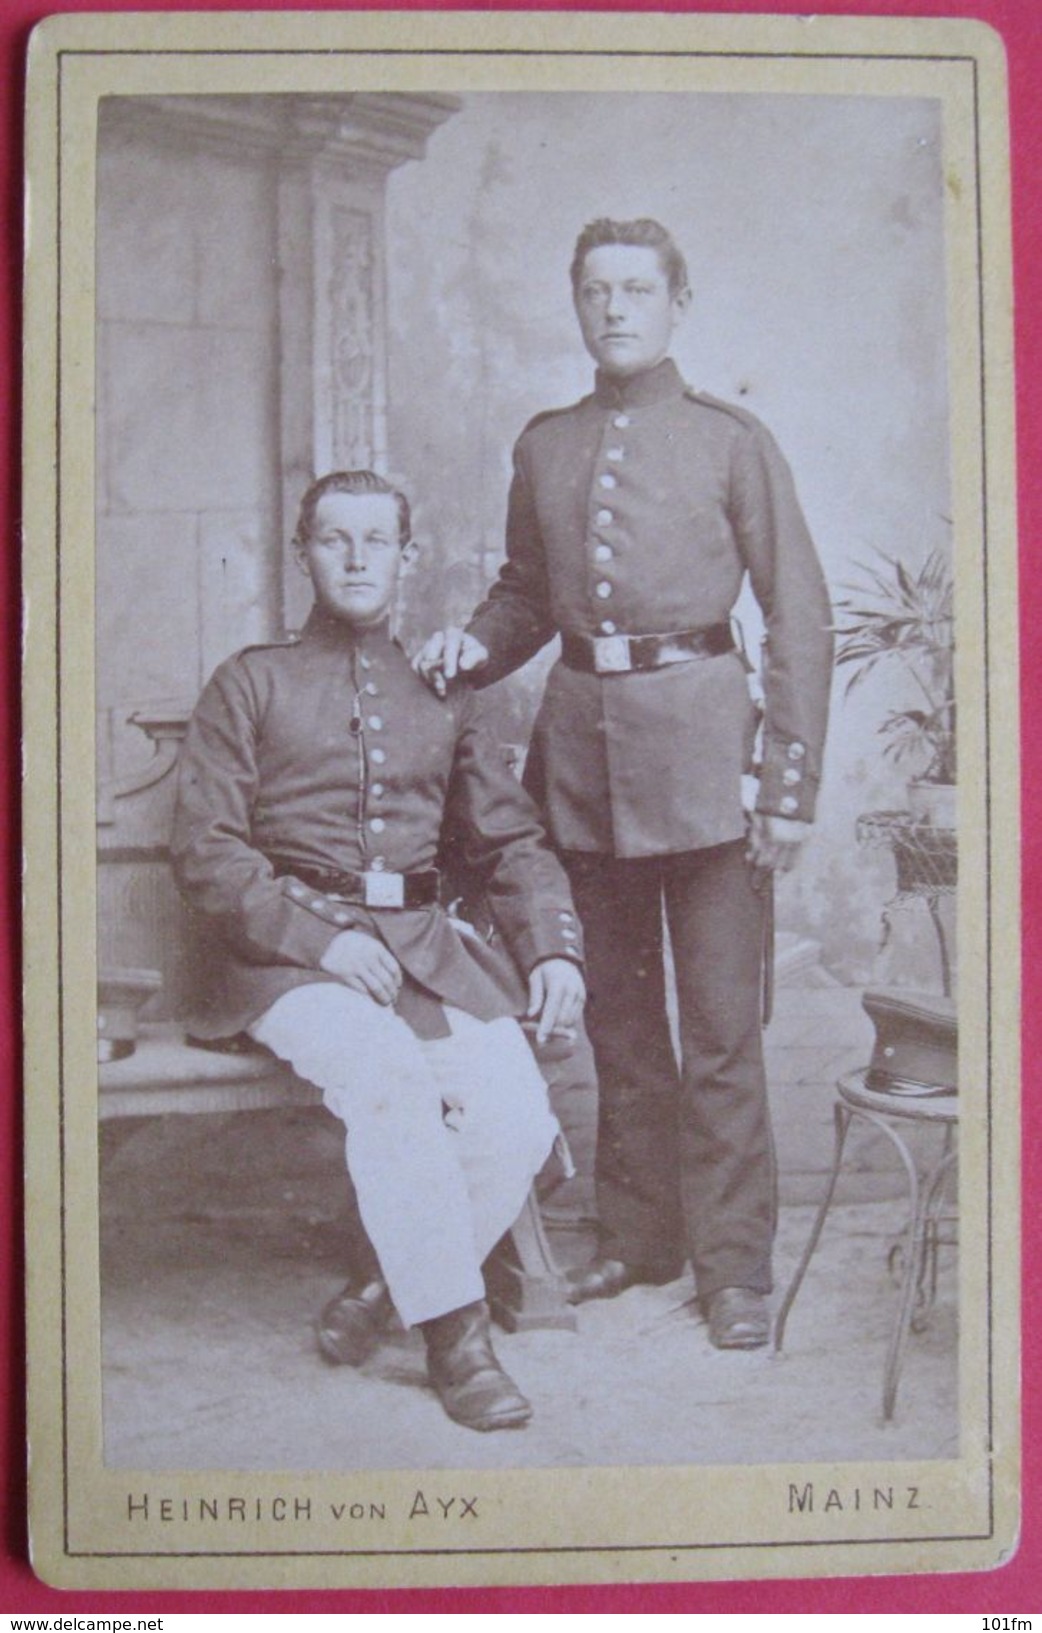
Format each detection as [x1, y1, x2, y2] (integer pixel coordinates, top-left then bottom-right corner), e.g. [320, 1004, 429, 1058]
[417, 217, 832, 1349]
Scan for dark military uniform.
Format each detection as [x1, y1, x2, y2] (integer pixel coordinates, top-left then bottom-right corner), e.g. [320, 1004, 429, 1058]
[171, 606, 584, 1329]
[466, 356, 832, 1297]
[172, 604, 583, 1042]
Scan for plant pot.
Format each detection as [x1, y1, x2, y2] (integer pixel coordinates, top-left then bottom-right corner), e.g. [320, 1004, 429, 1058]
[907, 780, 957, 830]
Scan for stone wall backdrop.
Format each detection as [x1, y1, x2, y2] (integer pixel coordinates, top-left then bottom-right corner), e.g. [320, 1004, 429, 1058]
[95, 106, 284, 1010]
[96, 107, 281, 763]
[385, 92, 954, 986]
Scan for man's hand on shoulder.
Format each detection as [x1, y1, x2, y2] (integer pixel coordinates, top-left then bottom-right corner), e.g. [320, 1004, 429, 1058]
[413, 627, 489, 698]
[526, 957, 586, 1045]
[319, 930, 403, 1006]
[746, 811, 812, 874]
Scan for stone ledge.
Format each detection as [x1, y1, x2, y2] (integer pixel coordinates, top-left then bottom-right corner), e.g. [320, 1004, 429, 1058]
[99, 1022, 320, 1121]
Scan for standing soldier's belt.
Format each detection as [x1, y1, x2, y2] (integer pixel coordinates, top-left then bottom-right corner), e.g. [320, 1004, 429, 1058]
[272, 861, 441, 910]
[560, 624, 734, 675]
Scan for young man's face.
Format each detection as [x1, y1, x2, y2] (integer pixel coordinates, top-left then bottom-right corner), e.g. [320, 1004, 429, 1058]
[295, 491, 414, 628]
[574, 243, 690, 378]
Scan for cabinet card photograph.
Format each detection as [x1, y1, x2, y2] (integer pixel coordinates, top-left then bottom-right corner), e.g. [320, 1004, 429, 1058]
[22, 8, 1019, 1591]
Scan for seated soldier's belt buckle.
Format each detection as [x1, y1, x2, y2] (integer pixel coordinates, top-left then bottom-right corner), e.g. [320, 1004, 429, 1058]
[591, 634, 632, 673]
[272, 858, 440, 909]
[361, 871, 406, 909]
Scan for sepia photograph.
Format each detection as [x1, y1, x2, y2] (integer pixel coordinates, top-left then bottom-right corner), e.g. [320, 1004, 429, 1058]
[22, 9, 1019, 1590]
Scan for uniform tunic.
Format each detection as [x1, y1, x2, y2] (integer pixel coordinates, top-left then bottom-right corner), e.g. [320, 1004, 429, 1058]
[468, 357, 832, 854]
[171, 607, 584, 1328]
[172, 607, 583, 1042]
[464, 356, 833, 1296]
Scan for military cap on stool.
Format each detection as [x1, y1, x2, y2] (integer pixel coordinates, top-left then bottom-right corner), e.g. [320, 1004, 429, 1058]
[862, 988, 958, 1097]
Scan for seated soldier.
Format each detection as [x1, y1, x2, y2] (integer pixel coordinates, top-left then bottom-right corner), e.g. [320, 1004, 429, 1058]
[171, 469, 586, 1433]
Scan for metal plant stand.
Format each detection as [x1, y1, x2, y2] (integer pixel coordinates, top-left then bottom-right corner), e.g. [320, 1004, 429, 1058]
[855, 811, 957, 996]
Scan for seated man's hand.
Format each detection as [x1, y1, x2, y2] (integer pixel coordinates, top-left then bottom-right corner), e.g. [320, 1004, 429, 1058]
[319, 930, 403, 1006]
[526, 957, 586, 1045]
[413, 627, 489, 698]
[746, 811, 812, 874]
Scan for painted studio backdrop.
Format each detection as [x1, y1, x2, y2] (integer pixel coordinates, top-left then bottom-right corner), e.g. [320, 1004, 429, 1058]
[96, 90, 952, 1003]
[94, 89, 959, 1469]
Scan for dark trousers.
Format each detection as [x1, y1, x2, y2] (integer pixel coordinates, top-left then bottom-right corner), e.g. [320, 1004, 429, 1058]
[563, 841, 776, 1300]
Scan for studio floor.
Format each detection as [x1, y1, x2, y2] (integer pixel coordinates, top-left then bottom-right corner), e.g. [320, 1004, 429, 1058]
[100, 986, 959, 1472]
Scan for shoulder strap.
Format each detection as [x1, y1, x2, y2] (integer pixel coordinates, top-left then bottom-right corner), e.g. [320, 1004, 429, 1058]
[682, 386, 760, 430]
[232, 632, 302, 659]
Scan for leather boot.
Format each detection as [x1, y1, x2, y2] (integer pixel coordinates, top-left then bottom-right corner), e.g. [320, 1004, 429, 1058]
[703, 1286, 770, 1350]
[317, 1278, 393, 1367]
[421, 1301, 532, 1432]
[317, 1172, 391, 1365]
[566, 1255, 681, 1305]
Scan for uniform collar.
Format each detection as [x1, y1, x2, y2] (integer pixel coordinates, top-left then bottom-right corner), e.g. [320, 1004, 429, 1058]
[593, 356, 684, 410]
[302, 605, 395, 652]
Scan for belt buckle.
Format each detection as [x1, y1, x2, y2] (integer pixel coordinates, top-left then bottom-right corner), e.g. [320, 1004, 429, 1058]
[592, 634, 631, 674]
[363, 871, 405, 909]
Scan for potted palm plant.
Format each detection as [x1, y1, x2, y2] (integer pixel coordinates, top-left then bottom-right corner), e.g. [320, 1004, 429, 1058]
[834, 547, 956, 830]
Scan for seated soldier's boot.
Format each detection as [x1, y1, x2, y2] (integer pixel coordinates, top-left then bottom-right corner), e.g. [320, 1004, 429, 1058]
[318, 1171, 391, 1365]
[317, 1277, 393, 1367]
[421, 1300, 532, 1432]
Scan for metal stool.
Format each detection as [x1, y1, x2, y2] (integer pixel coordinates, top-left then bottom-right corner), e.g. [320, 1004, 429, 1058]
[773, 1068, 958, 1420]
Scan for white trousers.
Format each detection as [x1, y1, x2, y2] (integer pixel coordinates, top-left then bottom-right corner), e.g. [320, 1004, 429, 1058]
[249, 984, 559, 1328]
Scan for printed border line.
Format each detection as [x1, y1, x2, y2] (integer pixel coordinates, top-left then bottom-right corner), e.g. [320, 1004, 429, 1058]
[56, 42, 69, 1563]
[62, 1525, 998, 1561]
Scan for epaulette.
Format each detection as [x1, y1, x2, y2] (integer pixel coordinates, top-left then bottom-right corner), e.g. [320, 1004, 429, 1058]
[519, 397, 589, 437]
[682, 387, 761, 430]
[233, 632, 302, 659]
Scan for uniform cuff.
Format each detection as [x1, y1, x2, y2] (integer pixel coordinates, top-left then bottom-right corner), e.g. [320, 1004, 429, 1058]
[278, 879, 371, 966]
[757, 736, 819, 823]
[510, 905, 585, 974]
